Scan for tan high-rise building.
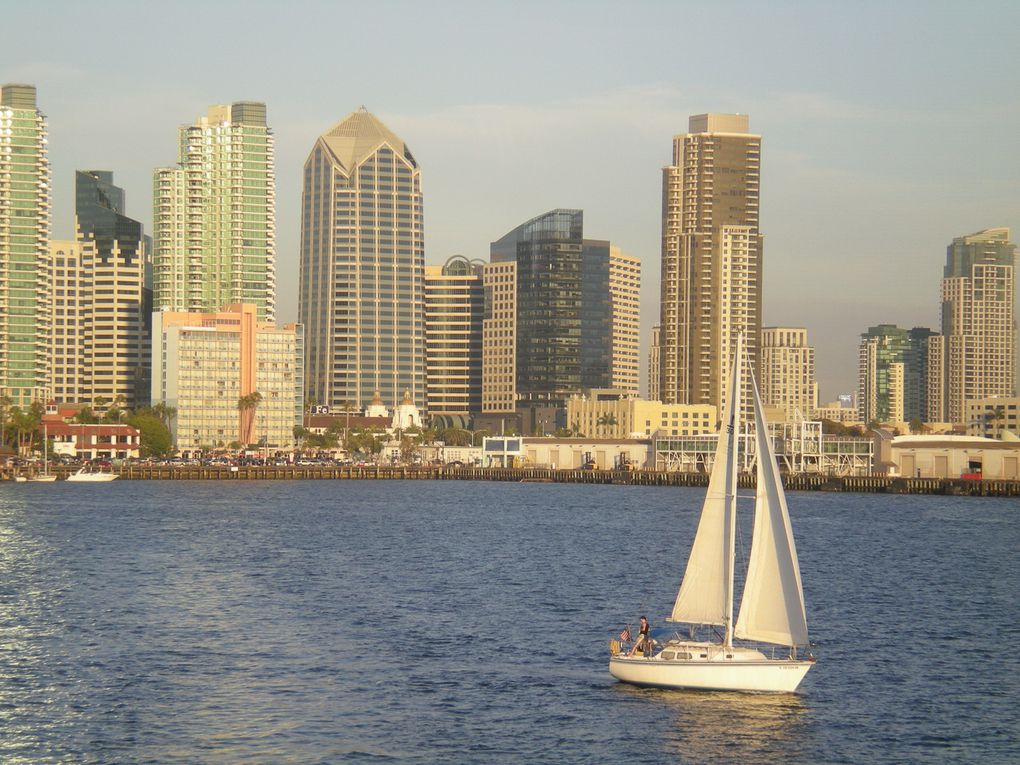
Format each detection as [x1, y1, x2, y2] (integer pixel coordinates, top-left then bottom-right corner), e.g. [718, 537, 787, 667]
[659, 113, 762, 418]
[299, 108, 424, 413]
[926, 335, 945, 424]
[481, 260, 517, 413]
[760, 327, 817, 422]
[938, 228, 1016, 424]
[50, 238, 94, 405]
[151, 304, 302, 450]
[647, 325, 661, 402]
[609, 246, 641, 395]
[424, 257, 484, 415]
[51, 234, 150, 410]
[74, 170, 151, 409]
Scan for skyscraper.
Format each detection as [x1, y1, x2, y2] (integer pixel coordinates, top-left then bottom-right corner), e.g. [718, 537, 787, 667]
[761, 327, 817, 422]
[659, 113, 762, 418]
[73, 171, 151, 408]
[481, 259, 517, 414]
[488, 209, 638, 424]
[857, 324, 932, 425]
[608, 246, 641, 396]
[299, 108, 424, 413]
[936, 228, 1016, 424]
[647, 325, 661, 402]
[424, 256, 484, 415]
[0, 84, 51, 407]
[153, 102, 276, 321]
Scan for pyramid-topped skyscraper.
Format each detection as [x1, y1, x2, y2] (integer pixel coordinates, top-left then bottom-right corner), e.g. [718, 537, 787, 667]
[299, 108, 424, 413]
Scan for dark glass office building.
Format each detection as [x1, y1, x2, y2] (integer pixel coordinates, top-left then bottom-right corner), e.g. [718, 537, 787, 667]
[490, 209, 614, 416]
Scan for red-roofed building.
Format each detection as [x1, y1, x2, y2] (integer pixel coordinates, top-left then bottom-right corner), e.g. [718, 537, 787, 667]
[45, 422, 141, 461]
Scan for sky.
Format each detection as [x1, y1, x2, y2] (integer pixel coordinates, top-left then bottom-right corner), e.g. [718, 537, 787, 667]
[4, 0, 1019, 401]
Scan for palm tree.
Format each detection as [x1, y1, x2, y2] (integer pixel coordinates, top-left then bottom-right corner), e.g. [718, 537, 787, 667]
[238, 391, 263, 445]
[983, 404, 1006, 438]
[103, 394, 127, 423]
[10, 401, 44, 454]
[596, 413, 619, 437]
[151, 400, 178, 430]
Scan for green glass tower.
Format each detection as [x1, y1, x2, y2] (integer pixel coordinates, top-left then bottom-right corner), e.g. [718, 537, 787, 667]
[0, 84, 50, 407]
[153, 102, 275, 321]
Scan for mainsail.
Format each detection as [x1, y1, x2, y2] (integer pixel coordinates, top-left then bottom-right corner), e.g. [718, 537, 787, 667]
[733, 372, 810, 647]
[670, 337, 741, 627]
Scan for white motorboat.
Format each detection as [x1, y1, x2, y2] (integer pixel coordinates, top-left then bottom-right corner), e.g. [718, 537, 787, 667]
[66, 466, 118, 482]
[609, 335, 815, 693]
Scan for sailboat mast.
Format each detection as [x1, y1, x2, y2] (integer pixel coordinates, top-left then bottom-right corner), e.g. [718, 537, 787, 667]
[724, 334, 743, 649]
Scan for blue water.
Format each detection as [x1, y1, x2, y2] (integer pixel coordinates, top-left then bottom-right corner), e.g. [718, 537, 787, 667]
[0, 480, 1017, 764]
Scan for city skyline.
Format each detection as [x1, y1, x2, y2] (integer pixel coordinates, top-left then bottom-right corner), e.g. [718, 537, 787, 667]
[3, 1, 1019, 399]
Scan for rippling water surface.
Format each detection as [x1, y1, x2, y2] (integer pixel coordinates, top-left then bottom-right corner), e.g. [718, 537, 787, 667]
[0, 480, 1017, 763]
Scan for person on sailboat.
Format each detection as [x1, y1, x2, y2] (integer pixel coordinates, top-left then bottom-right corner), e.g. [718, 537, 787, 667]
[628, 616, 651, 656]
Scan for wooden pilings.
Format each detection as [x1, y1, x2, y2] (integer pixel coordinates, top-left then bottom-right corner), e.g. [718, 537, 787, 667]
[3, 464, 1018, 496]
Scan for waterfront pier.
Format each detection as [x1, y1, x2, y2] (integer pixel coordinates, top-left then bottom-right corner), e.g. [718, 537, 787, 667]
[3, 464, 1017, 496]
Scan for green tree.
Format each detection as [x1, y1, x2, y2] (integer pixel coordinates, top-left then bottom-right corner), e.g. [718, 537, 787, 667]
[10, 401, 44, 453]
[150, 401, 178, 430]
[103, 394, 127, 423]
[73, 406, 99, 424]
[125, 413, 173, 457]
[441, 427, 472, 447]
[399, 434, 420, 463]
[0, 394, 12, 448]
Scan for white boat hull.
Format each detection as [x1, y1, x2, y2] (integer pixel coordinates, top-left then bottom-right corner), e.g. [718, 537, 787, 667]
[610, 653, 813, 693]
[66, 471, 118, 482]
[28, 475, 58, 482]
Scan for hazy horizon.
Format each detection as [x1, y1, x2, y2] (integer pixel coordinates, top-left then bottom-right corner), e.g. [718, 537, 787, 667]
[5, 0, 1019, 401]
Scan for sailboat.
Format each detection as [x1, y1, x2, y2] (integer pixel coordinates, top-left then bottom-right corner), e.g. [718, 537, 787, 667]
[609, 335, 815, 693]
[28, 423, 58, 482]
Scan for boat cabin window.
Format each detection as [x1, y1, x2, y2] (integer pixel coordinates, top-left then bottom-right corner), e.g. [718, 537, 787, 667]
[699, 654, 707, 658]
[661, 651, 675, 660]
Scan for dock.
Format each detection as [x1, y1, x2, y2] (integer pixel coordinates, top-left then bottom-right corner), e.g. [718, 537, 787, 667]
[3, 464, 1018, 496]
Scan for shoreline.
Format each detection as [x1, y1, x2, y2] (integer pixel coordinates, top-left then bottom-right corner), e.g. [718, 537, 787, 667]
[3, 465, 1018, 496]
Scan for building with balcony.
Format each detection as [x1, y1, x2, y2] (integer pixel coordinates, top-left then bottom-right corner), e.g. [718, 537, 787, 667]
[760, 327, 817, 422]
[0, 84, 51, 407]
[153, 102, 276, 321]
[857, 324, 935, 426]
[659, 113, 763, 420]
[151, 304, 302, 451]
[935, 228, 1016, 425]
[49, 171, 151, 409]
[425, 256, 484, 415]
